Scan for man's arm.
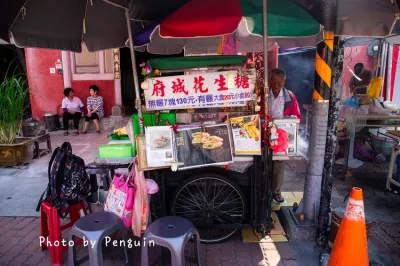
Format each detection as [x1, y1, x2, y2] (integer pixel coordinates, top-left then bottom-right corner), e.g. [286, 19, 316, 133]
[288, 92, 302, 121]
[349, 76, 356, 93]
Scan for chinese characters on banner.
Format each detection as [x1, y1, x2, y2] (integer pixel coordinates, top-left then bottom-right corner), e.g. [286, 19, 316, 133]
[113, 49, 120, 79]
[143, 70, 256, 110]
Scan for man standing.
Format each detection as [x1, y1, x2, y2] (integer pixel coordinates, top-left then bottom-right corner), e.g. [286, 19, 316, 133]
[268, 68, 302, 203]
[349, 63, 373, 95]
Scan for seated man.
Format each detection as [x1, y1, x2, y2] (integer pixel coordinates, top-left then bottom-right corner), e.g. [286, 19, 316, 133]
[349, 63, 373, 95]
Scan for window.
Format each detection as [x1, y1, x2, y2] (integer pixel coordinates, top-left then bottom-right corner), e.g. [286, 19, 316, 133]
[70, 44, 114, 80]
[74, 44, 99, 73]
[104, 49, 114, 73]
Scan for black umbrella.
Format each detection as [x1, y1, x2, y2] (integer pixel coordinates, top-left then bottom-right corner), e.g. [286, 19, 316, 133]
[293, 0, 399, 37]
[0, 0, 189, 132]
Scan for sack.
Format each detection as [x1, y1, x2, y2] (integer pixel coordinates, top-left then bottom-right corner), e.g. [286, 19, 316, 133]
[36, 142, 90, 218]
[104, 169, 135, 229]
[353, 141, 374, 161]
[131, 157, 149, 237]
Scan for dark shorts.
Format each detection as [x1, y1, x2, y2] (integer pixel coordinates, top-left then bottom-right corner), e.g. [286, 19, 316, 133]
[85, 113, 100, 122]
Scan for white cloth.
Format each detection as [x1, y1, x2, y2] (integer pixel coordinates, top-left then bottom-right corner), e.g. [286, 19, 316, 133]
[62, 97, 84, 113]
[269, 89, 285, 119]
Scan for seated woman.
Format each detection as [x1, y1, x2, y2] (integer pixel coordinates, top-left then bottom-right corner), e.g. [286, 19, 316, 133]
[82, 85, 104, 134]
[62, 88, 85, 136]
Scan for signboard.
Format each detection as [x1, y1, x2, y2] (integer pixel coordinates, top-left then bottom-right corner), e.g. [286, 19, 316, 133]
[230, 115, 261, 155]
[145, 126, 175, 167]
[175, 124, 233, 169]
[113, 48, 120, 79]
[143, 70, 256, 110]
[136, 134, 170, 171]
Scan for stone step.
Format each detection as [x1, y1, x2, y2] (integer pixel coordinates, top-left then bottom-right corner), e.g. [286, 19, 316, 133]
[59, 116, 131, 131]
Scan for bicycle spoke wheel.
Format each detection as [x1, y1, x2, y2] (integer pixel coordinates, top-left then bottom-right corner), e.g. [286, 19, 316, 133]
[171, 174, 246, 243]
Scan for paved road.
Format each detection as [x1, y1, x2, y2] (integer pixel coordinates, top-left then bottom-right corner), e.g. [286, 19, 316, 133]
[0, 217, 298, 266]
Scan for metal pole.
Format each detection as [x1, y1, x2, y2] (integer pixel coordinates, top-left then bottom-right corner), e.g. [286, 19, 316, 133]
[380, 42, 388, 98]
[317, 36, 345, 247]
[263, 0, 268, 88]
[302, 30, 333, 222]
[259, 0, 273, 236]
[125, 9, 143, 134]
[386, 43, 393, 101]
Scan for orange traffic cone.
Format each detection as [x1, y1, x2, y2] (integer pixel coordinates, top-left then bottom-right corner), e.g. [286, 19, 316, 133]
[328, 187, 369, 266]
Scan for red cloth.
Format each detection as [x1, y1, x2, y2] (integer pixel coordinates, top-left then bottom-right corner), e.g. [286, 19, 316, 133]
[160, 0, 242, 38]
[271, 128, 289, 156]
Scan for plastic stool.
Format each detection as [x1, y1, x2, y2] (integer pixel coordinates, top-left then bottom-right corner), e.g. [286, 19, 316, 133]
[141, 216, 202, 266]
[40, 202, 86, 266]
[68, 212, 131, 266]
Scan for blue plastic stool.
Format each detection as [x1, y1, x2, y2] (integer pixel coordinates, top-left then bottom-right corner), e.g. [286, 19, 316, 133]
[68, 212, 131, 266]
[141, 216, 202, 266]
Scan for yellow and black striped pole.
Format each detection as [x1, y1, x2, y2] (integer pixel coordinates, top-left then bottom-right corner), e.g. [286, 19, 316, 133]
[313, 31, 334, 101]
[303, 30, 335, 222]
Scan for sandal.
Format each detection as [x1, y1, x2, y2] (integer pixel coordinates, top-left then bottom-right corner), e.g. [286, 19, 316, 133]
[273, 194, 285, 203]
[82, 130, 87, 134]
[64, 132, 69, 136]
[74, 131, 79, 136]
[96, 130, 101, 134]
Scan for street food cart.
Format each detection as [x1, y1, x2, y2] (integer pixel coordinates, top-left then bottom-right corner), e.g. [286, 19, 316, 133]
[130, 55, 300, 243]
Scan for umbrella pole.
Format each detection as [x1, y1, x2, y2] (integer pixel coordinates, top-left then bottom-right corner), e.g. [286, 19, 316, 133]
[125, 9, 143, 134]
[259, 0, 273, 237]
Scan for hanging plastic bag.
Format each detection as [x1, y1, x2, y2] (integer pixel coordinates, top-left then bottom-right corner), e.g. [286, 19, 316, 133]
[131, 156, 149, 237]
[146, 179, 159, 195]
[343, 96, 359, 108]
[104, 168, 136, 229]
[366, 77, 383, 99]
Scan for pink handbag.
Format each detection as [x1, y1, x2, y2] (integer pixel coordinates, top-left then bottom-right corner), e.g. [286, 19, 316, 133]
[104, 168, 135, 229]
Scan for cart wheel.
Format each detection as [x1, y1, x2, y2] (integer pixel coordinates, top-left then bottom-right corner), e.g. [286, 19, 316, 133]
[170, 173, 247, 244]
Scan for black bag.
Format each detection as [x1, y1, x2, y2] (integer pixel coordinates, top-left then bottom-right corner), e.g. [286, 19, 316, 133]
[36, 142, 90, 218]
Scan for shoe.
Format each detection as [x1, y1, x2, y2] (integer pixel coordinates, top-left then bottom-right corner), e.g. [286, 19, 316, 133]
[273, 194, 285, 203]
[64, 131, 69, 136]
[81, 130, 87, 134]
[74, 131, 79, 136]
[96, 130, 101, 134]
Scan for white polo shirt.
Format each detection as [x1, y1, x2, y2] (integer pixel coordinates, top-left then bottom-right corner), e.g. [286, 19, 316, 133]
[62, 97, 84, 113]
[269, 89, 285, 119]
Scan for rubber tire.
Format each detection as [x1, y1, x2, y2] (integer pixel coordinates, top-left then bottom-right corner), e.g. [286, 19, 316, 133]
[170, 173, 247, 244]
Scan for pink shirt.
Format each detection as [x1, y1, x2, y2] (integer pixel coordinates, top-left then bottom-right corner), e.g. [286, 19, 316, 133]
[62, 97, 84, 113]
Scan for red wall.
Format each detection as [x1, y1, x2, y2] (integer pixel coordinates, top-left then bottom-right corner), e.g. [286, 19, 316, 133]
[25, 48, 116, 120]
[25, 48, 64, 120]
[71, 80, 115, 117]
[341, 45, 376, 98]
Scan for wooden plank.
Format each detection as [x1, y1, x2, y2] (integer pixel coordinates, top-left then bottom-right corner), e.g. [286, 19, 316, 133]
[270, 212, 285, 236]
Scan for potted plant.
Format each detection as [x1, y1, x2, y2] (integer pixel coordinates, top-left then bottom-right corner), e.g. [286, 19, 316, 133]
[0, 76, 34, 167]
